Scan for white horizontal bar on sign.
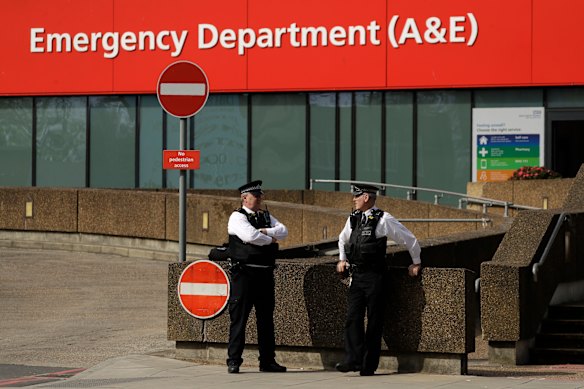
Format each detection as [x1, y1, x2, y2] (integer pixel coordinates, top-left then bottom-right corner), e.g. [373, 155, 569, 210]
[180, 282, 228, 296]
[160, 83, 206, 96]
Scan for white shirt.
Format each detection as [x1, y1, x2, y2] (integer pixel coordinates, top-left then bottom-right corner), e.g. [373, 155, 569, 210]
[338, 206, 421, 264]
[227, 206, 288, 245]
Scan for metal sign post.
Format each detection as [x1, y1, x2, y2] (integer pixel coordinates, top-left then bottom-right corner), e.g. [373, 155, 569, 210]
[178, 117, 187, 262]
[157, 61, 209, 262]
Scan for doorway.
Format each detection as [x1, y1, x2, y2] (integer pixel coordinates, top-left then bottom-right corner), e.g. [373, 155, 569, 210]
[546, 111, 584, 178]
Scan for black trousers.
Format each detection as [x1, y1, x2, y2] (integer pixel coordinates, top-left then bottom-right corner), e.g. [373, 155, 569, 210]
[343, 271, 386, 372]
[227, 266, 276, 366]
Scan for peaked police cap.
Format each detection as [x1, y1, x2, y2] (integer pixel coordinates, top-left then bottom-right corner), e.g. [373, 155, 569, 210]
[238, 180, 264, 195]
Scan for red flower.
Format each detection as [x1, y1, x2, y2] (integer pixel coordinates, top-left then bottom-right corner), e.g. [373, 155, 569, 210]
[509, 166, 561, 180]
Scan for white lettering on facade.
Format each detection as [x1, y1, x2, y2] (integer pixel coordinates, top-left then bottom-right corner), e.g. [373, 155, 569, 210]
[30, 14, 479, 58]
[388, 13, 479, 48]
[30, 28, 189, 58]
[198, 21, 384, 56]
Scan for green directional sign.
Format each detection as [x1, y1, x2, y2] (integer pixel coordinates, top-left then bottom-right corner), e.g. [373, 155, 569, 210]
[475, 134, 541, 178]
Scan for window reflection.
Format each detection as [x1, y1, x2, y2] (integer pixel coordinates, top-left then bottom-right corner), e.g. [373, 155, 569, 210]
[0, 97, 33, 186]
[36, 97, 86, 187]
[251, 94, 306, 189]
[194, 94, 248, 189]
[89, 96, 136, 188]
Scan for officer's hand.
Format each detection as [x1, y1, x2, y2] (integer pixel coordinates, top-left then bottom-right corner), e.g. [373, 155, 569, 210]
[408, 263, 421, 277]
[337, 260, 349, 273]
[259, 228, 267, 235]
[271, 237, 277, 244]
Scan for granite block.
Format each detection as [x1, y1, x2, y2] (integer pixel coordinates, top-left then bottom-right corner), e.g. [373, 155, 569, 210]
[480, 263, 521, 341]
[169, 259, 476, 356]
[385, 267, 475, 354]
[167, 262, 204, 341]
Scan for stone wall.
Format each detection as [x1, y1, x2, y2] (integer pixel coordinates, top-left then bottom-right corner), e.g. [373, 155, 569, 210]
[467, 178, 572, 216]
[0, 188, 504, 248]
[168, 259, 477, 374]
[168, 228, 508, 374]
[480, 166, 584, 364]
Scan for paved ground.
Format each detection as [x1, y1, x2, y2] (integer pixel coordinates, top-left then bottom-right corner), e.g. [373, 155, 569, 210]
[1, 246, 584, 388]
[0, 247, 174, 369]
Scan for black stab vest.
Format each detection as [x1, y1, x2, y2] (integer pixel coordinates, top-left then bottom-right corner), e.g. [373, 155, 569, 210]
[228, 208, 278, 266]
[344, 209, 387, 266]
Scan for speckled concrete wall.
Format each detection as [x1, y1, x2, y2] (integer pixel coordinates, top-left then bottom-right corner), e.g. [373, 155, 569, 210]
[563, 166, 584, 209]
[480, 165, 584, 364]
[78, 190, 166, 239]
[0, 187, 505, 246]
[467, 178, 573, 216]
[168, 259, 476, 359]
[0, 188, 78, 232]
[481, 209, 581, 341]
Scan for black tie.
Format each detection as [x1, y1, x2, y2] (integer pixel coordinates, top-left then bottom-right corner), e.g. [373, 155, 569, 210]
[361, 213, 367, 225]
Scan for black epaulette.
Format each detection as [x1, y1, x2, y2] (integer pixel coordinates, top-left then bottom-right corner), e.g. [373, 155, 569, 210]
[349, 210, 363, 229]
[237, 208, 272, 227]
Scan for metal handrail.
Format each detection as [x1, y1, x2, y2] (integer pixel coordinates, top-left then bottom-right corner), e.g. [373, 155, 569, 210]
[309, 178, 540, 217]
[532, 213, 569, 282]
[398, 218, 492, 228]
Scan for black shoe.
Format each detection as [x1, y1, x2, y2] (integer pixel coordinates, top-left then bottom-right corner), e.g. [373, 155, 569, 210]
[335, 362, 362, 373]
[259, 361, 287, 372]
[360, 370, 374, 376]
[227, 361, 240, 374]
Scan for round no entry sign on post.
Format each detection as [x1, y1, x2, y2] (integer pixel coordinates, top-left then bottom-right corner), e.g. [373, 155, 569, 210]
[157, 61, 209, 118]
[177, 260, 230, 319]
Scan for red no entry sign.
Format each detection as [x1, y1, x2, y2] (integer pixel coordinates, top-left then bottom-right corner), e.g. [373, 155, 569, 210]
[157, 61, 209, 118]
[177, 260, 230, 319]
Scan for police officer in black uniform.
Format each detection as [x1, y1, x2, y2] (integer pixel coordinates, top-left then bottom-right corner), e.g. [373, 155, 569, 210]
[335, 184, 422, 376]
[225, 180, 288, 374]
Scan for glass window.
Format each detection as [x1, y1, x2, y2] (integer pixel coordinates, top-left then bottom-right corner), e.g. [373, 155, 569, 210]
[338, 92, 352, 192]
[251, 93, 306, 189]
[0, 97, 33, 186]
[385, 91, 414, 198]
[547, 87, 584, 108]
[36, 97, 86, 187]
[417, 90, 471, 205]
[194, 94, 248, 189]
[355, 92, 382, 184]
[165, 113, 181, 189]
[139, 96, 163, 188]
[309, 93, 336, 191]
[474, 88, 543, 108]
[89, 96, 136, 188]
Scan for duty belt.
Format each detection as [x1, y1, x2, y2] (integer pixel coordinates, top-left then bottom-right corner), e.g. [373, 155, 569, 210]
[228, 259, 275, 271]
[349, 262, 386, 273]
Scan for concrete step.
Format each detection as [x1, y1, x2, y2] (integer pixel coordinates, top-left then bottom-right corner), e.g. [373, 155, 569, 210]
[531, 347, 584, 365]
[541, 319, 584, 334]
[535, 333, 584, 349]
[531, 303, 584, 364]
[548, 304, 584, 320]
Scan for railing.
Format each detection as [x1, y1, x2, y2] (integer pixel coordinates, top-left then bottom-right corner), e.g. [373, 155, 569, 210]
[532, 213, 570, 282]
[398, 218, 492, 228]
[309, 178, 540, 217]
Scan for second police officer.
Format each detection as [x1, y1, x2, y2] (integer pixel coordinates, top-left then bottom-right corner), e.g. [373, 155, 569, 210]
[335, 183, 422, 376]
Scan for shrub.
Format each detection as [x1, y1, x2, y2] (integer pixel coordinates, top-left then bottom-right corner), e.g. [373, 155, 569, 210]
[509, 166, 562, 180]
